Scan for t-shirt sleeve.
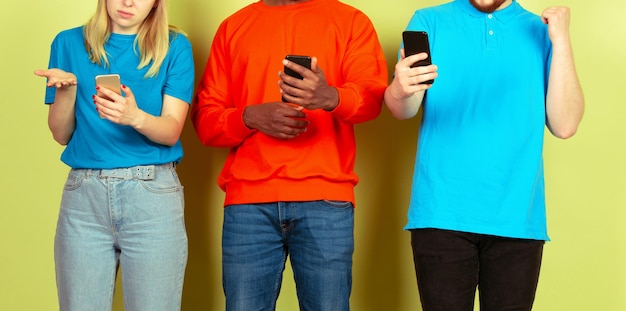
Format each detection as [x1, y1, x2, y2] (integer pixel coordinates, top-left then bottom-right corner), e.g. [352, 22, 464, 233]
[163, 33, 195, 104]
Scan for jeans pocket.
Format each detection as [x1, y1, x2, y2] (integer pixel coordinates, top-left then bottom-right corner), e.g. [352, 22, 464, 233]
[321, 200, 353, 209]
[139, 169, 182, 194]
[63, 171, 82, 191]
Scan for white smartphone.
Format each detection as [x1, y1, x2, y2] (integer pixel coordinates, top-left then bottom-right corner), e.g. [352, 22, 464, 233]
[95, 74, 121, 99]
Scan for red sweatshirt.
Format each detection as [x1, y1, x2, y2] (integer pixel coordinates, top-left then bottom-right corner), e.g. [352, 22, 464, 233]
[191, 0, 388, 206]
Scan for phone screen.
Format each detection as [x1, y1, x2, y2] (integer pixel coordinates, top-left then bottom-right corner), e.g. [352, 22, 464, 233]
[402, 31, 434, 84]
[282, 55, 312, 102]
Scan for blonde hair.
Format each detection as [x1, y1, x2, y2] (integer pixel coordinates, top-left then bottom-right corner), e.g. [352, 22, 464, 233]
[83, 0, 182, 78]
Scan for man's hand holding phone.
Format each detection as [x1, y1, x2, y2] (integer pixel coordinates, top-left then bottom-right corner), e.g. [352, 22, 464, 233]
[279, 55, 339, 111]
[387, 31, 438, 100]
[402, 31, 437, 85]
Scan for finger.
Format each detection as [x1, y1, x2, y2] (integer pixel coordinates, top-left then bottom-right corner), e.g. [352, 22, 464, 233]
[402, 53, 427, 68]
[311, 56, 319, 72]
[285, 107, 307, 119]
[277, 125, 307, 139]
[274, 131, 302, 140]
[96, 85, 116, 100]
[279, 80, 306, 104]
[55, 80, 75, 88]
[412, 52, 429, 63]
[542, 7, 563, 22]
[285, 90, 315, 107]
[541, 10, 553, 24]
[93, 94, 109, 116]
[311, 64, 324, 81]
[283, 117, 309, 129]
[282, 58, 309, 78]
[280, 74, 302, 89]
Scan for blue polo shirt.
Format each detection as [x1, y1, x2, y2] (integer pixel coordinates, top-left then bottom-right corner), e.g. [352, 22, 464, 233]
[44, 27, 195, 169]
[403, 0, 552, 240]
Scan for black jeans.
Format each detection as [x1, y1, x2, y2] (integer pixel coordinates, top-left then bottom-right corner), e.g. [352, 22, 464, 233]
[410, 229, 544, 311]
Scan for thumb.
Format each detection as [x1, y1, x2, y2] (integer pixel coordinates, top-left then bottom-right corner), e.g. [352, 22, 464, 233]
[311, 56, 320, 72]
[34, 69, 48, 77]
[121, 84, 133, 98]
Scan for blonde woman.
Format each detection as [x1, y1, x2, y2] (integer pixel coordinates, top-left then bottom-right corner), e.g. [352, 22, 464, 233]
[34, 0, 194, 310]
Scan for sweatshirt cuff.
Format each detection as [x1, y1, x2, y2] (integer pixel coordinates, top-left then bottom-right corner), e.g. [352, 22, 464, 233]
[229, 107, 257, 140]
[329, 87, 358, 119]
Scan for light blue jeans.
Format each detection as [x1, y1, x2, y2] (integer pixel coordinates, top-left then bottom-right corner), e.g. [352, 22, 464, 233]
[54, 163, 188, 311]
[222, 201, 354, 311]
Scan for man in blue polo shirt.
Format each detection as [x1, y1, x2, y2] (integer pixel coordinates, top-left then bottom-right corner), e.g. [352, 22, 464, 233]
[384, 0, 584, 310]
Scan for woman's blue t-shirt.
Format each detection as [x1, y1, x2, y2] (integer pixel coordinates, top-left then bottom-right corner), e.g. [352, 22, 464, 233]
[44, 27, 195, 169]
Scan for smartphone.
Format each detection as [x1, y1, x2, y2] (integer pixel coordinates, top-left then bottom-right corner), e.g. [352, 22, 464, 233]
[402, 31, 434, 84]
[95, 74, 121, 99]
[282, 55, 312, 102]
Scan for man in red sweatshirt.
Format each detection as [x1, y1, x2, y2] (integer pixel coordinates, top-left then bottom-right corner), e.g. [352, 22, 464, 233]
[191, 0, 387, 310]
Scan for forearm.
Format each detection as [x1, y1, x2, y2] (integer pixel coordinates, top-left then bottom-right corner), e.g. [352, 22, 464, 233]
[131, 112, 185, 146]
[48, 87, 77, 145]
[546, 37, 584, 139]
[384, 80, 423, 120]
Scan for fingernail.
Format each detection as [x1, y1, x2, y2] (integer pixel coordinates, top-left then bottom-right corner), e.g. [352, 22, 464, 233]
[95, 86, 100, 90]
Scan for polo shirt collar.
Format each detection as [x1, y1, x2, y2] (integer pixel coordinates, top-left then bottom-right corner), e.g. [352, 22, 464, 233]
[455, 0, 522, 23]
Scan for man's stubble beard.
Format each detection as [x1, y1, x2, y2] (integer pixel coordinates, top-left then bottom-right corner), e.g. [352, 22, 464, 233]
[469, 0, 508, 13]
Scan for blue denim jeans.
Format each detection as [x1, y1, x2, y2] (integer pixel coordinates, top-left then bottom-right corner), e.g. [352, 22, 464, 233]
[54, 163, 188, 311]
[222, 201, 354, 311]
[411, 229, 544, 311]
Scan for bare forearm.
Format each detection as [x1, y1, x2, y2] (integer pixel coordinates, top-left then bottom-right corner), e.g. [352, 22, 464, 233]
[384, 81, 423, 120]
[384, 54, 435, 120]
[48, 87, 76, 145]
[131, 110, 187, 146]
[546, 38, 584, 139]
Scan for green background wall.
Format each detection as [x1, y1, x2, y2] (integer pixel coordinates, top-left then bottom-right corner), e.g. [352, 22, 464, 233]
[1, 0, 624, 310]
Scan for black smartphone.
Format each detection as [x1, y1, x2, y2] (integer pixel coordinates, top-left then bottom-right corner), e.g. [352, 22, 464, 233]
[282, 55, 312, 102]
[402, 31, 434, 84]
